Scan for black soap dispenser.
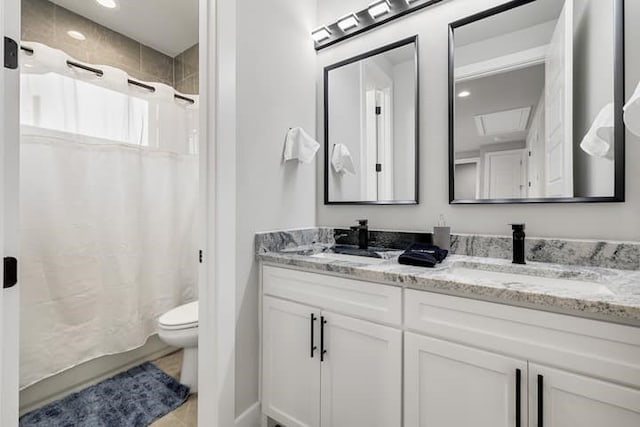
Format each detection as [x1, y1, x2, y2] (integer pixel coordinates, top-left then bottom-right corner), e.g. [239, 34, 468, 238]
[511, 223, 526, 265]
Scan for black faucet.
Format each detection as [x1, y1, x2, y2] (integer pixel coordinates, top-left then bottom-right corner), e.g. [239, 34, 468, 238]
[350, 219, 369, 250]
[511, 224, 526, 265]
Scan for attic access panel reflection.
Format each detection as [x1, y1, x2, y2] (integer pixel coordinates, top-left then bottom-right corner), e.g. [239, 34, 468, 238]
[324, 37, 419, 205]
[449, 0, 625, 204]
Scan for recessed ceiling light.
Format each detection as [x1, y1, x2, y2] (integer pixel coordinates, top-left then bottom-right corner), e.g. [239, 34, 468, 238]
[337, 13, 359, 32]
[96, 0, 117, 9]
[67, 30, 86, 41]
[311, 26, 332, 43]
[458, 90, 471, 98]
[368, 0, 391, 19]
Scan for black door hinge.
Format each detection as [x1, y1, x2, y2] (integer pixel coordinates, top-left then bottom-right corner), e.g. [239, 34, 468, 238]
[4, 37, 19, 70]
[376, 163, 382, 172]
[199, 250, 203, 263]
[3, 257, 18, 289]
[375, 106, 381, 115]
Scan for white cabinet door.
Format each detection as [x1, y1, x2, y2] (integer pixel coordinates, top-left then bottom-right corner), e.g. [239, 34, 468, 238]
[404, 332, 527, 427]
[262, 297, 321, 427]
[530, 364, 640, 427]
[1, 0, 21, 423]
[320, 311, 401, 427]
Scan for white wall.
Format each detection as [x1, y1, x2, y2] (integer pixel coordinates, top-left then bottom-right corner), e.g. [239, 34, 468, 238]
[393, 60, 416, 200]
[455, 162, 478, 199]
[573, 0, 616, 197]
[316, 0, 640, 241]
[328, 62, 363, 200]
[235, 0, 318, 418]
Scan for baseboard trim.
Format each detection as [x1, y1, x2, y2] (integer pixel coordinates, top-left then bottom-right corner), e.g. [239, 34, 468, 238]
[235, 401, 260, 427]
[20, 335, 176, 416]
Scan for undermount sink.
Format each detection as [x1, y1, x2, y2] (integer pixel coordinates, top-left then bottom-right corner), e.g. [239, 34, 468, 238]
[311, 252, 387, 264]
[449, 263, 614, 296]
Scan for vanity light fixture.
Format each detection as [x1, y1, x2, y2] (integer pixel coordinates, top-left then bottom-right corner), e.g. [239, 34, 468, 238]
[337, 13, 360, 32]
[311, 26, 332, 43]
[314, 0, 443, 50]
[67, 30, 86, 41]
[368, 0, 392, 19]
[458, 90, 471, 98]
[96, 0, 117, 8]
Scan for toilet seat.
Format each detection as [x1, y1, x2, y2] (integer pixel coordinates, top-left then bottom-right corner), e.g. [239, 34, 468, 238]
[159, 301, 198, 330]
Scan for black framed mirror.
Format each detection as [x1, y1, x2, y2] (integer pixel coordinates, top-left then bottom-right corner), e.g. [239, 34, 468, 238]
[449, 0, 625, 204]
[324, 36, 419, 205]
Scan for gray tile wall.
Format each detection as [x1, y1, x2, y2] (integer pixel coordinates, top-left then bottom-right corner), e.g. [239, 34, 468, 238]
[174, 44, 199, 95]
[21, 0, 199, 93]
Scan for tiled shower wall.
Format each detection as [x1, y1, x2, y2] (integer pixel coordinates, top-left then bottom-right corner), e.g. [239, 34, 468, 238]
[21, 0, 199, 94]
[174, 44, 200, 95]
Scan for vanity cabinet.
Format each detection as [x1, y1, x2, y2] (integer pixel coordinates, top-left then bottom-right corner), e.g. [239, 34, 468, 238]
[260, 265, 640, 427]
[261, 266, 402, 427]
[404, 290, 640, 427]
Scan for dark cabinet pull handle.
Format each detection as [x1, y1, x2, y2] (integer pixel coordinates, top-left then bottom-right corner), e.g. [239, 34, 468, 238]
[537, 374, 544, 427]
[320, 316, 327, 362]
[310, 313, 317, 358]
[515, 369, 521, 427]
[3, 257, 18, 289]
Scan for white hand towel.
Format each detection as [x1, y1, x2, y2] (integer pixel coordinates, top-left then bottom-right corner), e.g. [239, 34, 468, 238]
[331, 143, 356, 175]
[624, 81, 640, 137]
[283, 127, 320, 164]
[580, 103, 614, 157]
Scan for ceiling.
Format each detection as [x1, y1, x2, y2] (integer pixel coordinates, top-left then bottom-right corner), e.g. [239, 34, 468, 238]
[455, 0, 564, 47]
[50, 0, 199, 57]
[454, 64, 546, 153]
[382, 44, 415, 66]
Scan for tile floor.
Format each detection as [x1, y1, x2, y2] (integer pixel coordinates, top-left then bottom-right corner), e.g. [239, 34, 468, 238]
[151, 351, 197, 427]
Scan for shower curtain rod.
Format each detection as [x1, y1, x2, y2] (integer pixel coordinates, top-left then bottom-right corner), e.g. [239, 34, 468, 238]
[20, 46, 196, 105]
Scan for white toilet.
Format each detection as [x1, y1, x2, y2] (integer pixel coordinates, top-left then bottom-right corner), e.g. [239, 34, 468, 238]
[158, 301, 199, 393]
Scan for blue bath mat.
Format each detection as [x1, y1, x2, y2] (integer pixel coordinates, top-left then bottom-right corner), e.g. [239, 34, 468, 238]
[20, 362, 190, 427]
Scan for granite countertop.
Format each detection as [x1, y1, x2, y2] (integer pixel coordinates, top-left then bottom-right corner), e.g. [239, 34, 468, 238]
[257, 243, 640, 326]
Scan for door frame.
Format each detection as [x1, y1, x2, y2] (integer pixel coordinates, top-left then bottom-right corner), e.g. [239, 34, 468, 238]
[1, 0, 22, 422]
[1, 0, 233, 425]
[198, 0, 237, 426]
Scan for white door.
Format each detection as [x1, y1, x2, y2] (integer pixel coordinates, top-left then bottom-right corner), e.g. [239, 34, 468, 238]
[545, 0, 574, 197]
[484, 149, 527, 199]
[320, 311, 401, 427]
[404, 333, 527, 427]
[1, 0, 21, 423]
[376, 89, 393, 201]
[530, 364, 640, 427]
[364, 90, 378, 201]
[527, 95, 546, 198]
[262, 297, 320, 427]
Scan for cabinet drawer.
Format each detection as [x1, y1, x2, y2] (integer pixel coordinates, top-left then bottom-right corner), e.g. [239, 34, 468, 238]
[262, 265, 402, 325]
[405, 289, 640, 388]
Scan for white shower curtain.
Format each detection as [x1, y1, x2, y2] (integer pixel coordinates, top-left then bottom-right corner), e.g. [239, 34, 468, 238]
[19, 43, 199, 388]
